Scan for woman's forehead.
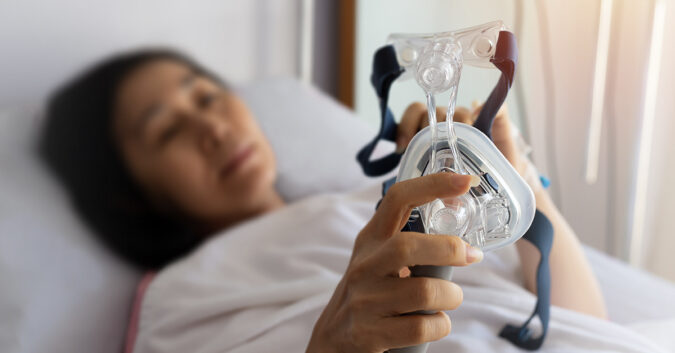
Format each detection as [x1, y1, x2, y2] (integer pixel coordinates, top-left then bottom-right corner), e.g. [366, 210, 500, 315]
[114, 59, 191, 134]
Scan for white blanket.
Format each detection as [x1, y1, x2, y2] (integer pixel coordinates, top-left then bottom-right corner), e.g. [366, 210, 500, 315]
[133, 185, 670, 353]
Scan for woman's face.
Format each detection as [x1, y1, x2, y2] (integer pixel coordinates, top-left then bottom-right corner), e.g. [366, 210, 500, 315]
[113, 59, 278, 231]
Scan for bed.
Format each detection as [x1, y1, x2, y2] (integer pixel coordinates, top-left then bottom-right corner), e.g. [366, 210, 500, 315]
[1, 79, 675, 353]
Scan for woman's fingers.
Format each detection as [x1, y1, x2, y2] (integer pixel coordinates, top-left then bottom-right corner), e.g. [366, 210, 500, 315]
[452, 106, 474, 124]
[379, 312, 452, 349]
[375, 233, 483, 275]
[470, 101, 524, 173]
[418, 106, 448, 130]
[397, 103, 448, 152]
[398, 102, 482, 150]
[397, 102, 427, 152]
[397, 102, 481, 153]
[370, 173, 478, 237]
[470, 101, 512, 141]
[380, 276, 464, 314]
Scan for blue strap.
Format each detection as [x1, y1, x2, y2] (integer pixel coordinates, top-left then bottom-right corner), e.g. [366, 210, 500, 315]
[375, 176, 398, 211]
[355, 45, 404, 176]
[382, 176, 397, 197]
[499, 210, 553, 350]
[364, 31, 554, 350]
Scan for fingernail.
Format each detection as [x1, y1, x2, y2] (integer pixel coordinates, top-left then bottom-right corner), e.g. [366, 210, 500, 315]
[450, 173, 471, 187]
[469, 175, 481, 187]
[466, 243, 484, 263]
[449, 174, 480, 188]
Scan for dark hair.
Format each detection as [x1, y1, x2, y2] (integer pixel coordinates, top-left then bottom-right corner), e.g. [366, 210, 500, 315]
[39, 49, 223, 269]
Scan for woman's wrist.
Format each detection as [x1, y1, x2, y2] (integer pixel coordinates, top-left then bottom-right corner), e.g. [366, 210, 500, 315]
[520, 158, 544, 195]
[306, 317, 339, 353]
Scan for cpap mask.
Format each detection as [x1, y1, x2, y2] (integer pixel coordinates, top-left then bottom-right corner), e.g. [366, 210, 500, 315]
[392, 22, 535, 253]
[363, 20, 535, 255]
[357, 21, 552, 352]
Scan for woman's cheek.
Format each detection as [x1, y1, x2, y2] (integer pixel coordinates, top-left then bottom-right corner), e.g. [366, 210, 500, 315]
[158, 149, 212, 200]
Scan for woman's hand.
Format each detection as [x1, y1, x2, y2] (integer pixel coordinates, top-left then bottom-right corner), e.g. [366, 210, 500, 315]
[306, 173, 483, 353]
[396, 102, 527, 177]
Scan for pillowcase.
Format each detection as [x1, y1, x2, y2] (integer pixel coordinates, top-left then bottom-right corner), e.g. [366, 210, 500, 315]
[236, 78, 393, 202]
[0, 105, 141, 353]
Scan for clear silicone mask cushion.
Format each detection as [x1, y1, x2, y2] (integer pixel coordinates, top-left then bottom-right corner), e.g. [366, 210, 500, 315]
[391, 21, 535, 252]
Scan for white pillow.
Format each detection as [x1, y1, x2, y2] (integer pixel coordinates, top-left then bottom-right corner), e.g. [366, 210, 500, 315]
[0, 78, 391, 353]
[0, 105, 140, 353]
[236, 78, 393, 202]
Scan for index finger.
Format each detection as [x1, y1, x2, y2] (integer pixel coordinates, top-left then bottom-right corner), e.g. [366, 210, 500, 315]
[397, 102, 427, 152]
[371, 173, 479, 238]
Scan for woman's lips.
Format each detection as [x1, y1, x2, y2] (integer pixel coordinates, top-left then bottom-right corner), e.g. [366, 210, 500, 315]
[220, 144, 255, 178]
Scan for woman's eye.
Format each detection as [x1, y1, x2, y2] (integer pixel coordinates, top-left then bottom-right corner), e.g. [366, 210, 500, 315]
[197, 91, 221, 109]
[198, 92, 217, 109]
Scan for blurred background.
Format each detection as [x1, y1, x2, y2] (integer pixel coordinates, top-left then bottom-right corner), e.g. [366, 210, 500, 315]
[0, 0, 672, 279]
[2, 1, 675, 352]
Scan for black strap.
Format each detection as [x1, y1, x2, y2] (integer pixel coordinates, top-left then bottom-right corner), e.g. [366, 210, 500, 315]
[355, 45, 404, 176]
[473, 31, 518, 139]
[499, 210, 553, 350]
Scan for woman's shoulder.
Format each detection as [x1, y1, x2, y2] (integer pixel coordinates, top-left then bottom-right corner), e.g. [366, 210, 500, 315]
[143, 189, 372, 296]
[131, 186, 381, 352]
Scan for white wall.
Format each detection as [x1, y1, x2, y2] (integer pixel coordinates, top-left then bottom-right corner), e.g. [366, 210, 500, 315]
[0, 0, 302, 107]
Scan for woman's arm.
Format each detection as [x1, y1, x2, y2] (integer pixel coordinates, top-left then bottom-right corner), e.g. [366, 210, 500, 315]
[516, 188, 607, 318]
[488, 102, 607, 319]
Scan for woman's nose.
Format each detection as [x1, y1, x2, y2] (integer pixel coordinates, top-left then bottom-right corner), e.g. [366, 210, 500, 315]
[197, 115, 229, 155]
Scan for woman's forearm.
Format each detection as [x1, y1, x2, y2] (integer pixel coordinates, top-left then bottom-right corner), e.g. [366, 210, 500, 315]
[515, 189, 607, 319]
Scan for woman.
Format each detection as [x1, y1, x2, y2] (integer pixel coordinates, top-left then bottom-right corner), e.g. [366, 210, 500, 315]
[40, 49, 606, 352]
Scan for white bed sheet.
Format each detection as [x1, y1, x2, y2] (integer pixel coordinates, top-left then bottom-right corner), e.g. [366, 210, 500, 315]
[584, 245, 675, 324]
[131, 184, 675, 353]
